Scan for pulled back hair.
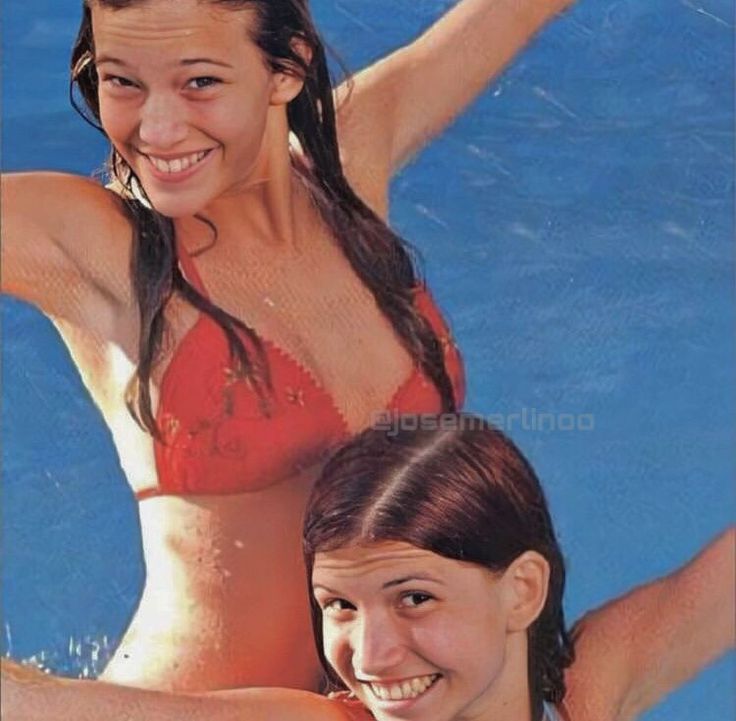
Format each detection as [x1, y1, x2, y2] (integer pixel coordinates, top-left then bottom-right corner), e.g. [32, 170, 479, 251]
[303, 414, 575, 721]
[70, 0, 457, 437]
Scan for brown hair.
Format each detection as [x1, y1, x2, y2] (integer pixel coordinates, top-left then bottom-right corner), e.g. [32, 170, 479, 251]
[303, 414, 575, 721]
[70, 0, 457, 437]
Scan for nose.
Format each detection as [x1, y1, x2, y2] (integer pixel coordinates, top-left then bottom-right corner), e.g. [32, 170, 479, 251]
[138, 92, 188, 150]
[352, 611, 406, 678]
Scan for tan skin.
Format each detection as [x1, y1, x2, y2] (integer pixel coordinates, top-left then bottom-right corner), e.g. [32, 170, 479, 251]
[1, 0, 574, 693]
[2, 529, 734, 721]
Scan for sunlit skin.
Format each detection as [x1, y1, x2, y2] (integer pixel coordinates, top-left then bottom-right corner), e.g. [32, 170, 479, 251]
[93, 0, 302, 226]
[312, 542, 549, 721]
[88, 0, 336, 692]
[2, 0, 579, 694]
[11, 0, 421, 694]
[3, 529, 735, 721]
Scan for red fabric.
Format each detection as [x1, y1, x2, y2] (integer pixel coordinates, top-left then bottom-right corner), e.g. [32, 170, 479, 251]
[137, 251, 465, 500]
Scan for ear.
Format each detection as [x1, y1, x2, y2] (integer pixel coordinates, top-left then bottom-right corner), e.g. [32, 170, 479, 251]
[269, 37, 314, 106]
[501, 551, 550, 633]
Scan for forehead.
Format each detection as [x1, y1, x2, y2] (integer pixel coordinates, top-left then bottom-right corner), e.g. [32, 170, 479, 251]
[91, 0, 257, 57]
[312, 541, 491, 589]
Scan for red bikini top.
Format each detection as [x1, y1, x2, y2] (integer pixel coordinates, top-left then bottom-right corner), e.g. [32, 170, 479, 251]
[136, 245, 465, 500]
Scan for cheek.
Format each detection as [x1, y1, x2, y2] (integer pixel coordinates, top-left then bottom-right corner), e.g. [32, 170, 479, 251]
[462, 607, 508, 683]
[322, 623, 350, 677]
[413, 611, 507, 681]
[208, 78, 272, 145]
[211, 101, 269, 156]
[412, 617, 477, 670]
[99, 99, 136, 146]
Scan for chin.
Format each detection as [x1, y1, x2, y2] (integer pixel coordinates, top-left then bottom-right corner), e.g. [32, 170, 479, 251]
[140, 188, 211, 219]
[126, 156, 221, 219]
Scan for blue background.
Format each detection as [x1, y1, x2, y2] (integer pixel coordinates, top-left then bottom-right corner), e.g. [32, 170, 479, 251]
[2, 0, 734, 716]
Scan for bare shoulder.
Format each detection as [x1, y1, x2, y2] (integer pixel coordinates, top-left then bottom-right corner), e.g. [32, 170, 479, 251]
[564, 531, 736, 721]
[562, 619, 621, 721]
[2, 171, 135, 310]
[6, 171, 131, 239]
[563, 604, 639, 721]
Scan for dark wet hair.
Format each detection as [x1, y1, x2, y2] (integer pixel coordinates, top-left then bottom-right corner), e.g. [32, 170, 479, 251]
[303, 414, 575, 721]
[70, 0, 457, 437]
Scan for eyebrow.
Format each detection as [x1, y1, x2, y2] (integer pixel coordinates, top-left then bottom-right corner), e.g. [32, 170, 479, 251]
[382, 575, 445, 589]
[95, 55, 234, 69]
[312, 574, 445, 595]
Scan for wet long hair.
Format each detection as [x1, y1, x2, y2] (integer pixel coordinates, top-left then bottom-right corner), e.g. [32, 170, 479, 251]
[70, 0, 457, 437]
[303, 414, 575, 721]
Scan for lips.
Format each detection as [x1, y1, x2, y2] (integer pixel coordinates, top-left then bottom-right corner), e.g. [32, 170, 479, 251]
[364, 673, 442, 703]
[141, 148, 215, 183]
[146, 150, 209, 174]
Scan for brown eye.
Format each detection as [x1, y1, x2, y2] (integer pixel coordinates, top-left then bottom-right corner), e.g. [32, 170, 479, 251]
[321, 597, 355, 614]
[186, 77, 221, 90]
[399, 592, 433, 608]
[103, 75, 138, 89]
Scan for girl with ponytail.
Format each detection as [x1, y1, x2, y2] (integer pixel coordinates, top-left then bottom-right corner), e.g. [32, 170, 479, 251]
[1, 0, 574, 693]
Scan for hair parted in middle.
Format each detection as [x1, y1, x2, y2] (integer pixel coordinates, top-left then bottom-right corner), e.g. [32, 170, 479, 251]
[303, 413, 575, 721]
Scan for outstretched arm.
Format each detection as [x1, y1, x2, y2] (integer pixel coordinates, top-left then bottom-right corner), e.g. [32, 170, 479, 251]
[0, 172, 131, 322]
[565, 528, 736, 721]
[335, 0, 575, 181]
[0, 659, 353, 721]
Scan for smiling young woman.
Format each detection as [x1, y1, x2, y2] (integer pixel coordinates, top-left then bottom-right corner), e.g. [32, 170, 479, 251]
[301, 419, 735, 721]
[90, 1, 284, 219]
[3, 416, 733, 721]
[303, 415, 574, 721]
[311, 541, 543, 720]
[1, 0, 574, 694]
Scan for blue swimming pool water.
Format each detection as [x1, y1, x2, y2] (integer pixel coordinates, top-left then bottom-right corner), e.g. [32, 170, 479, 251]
[2, 1, 734, 717]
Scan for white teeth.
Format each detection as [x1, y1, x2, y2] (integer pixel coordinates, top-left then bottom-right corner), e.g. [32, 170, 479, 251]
[369, 674, 438, 702]
[147, 150, 208, 174]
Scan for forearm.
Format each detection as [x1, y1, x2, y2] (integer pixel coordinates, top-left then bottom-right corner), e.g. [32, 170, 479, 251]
[568, 528, 736, 721]
[503, 0, 577, 28]
[390, 0, 576, 169]
[1, 660, 351, 721]
[1, 660, 241, 721]
[624, 527, 736, 717]
[418, 0, 575, 54]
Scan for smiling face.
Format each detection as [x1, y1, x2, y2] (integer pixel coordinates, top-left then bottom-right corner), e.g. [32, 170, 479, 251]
[312, 541, 528, 721]
[90, 0, 295, 218]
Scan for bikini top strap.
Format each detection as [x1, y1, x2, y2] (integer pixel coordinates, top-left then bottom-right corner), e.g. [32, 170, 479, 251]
[175, 235, 210, 300]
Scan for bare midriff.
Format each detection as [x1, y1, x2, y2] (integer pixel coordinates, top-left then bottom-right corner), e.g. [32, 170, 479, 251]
[99, 466, 323, 693]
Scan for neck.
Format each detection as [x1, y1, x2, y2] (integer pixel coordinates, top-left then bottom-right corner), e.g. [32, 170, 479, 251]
[176, 105, 302, 252]
[468, 631, 535, 721]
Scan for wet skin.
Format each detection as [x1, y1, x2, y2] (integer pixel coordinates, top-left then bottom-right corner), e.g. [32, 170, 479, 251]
[313, 542, 546, 721]
[87, 0, 413, 692]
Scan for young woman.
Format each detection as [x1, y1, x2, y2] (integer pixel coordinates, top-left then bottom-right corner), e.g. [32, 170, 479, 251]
[1, 0, 574, 692]
[3, 415, 733, 721]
